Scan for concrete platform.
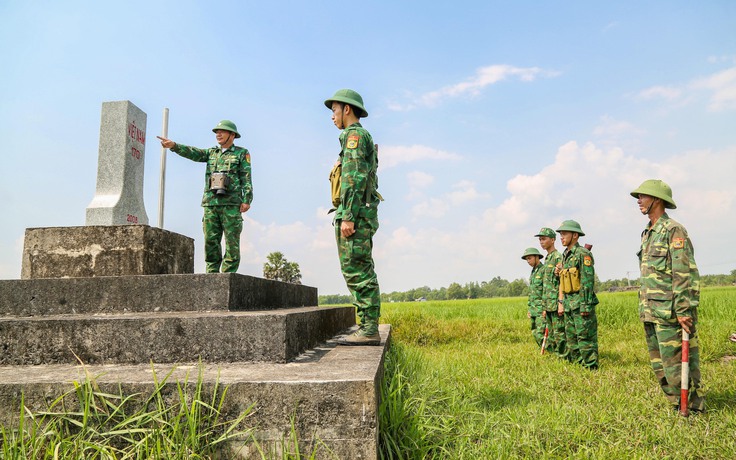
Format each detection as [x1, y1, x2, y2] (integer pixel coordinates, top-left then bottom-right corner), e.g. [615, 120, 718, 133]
[0, 306, 355, 365]
[21, 226, 194, 279]
[0, 325, 390, 460]
[0, 274, 318, 316]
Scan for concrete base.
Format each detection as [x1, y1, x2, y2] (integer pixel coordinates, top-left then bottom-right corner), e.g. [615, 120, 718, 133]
[0, 306, 354, 365]
[0, 325, 390, 460]
[21, 226, 194, 279]
[0, 274, 319, 316]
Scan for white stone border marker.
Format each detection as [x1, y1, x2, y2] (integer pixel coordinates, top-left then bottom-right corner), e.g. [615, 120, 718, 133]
[85, 100, 149, 226]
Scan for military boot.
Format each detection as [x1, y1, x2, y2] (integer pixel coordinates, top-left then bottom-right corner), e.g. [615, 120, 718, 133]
[339, 322, 380, 346]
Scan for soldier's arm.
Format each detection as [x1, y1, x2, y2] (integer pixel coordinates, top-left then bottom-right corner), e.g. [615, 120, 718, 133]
[579, 252, 596, 314]
[340, 129, 370, 222]
[670, 226, 698, 318]
[169, 143, 210, 162]
[240, 149, 253, 205]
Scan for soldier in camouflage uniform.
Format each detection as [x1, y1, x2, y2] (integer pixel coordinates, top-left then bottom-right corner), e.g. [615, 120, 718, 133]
[522, 247, 545, 348]
[157, 120, 253, 273]
[555, 220, 599, 369]
[631, 179, 704, 413]
[536, 227, 565, 357]
[325, 89, 382, 346]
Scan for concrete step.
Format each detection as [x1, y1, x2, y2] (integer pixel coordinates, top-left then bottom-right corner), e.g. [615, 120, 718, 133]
[0, 306, 355, 365]
[0, 273, 317, 316]
[0, 325, 390, 460]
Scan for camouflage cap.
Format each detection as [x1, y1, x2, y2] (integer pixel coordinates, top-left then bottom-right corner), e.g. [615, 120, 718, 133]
[556, 219, 585, 236]
[534, 227, 556, 238]
[521, 247, 543, 259]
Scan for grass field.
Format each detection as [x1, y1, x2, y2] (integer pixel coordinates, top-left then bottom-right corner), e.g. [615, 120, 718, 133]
[378, 287, 736, 460]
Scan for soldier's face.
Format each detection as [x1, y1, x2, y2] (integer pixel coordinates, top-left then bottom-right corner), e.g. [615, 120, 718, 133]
[214, 129, 231, 146]
[331, 102, 346, 129]
[559, 231, 577, 247]
[524, 255, 539, 267]
[637, 193, 654, 214]
[539, 236, 555, 251]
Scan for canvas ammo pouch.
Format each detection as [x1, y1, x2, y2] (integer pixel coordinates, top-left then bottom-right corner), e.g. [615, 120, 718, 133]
[329, 161, 342, 208]
[560, 268, 581, 294]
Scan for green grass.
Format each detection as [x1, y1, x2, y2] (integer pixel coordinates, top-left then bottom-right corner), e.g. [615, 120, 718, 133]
[379, 287, 736, 460]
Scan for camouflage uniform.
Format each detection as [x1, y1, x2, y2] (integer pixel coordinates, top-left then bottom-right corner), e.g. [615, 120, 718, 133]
[528, 262, 545, 348]
[171, 143, 252, 273]
[638, 213, 704, 411]
[561, 243, 599, 369]
[541, 249, 565, 357]
[334, 122, 381, 335]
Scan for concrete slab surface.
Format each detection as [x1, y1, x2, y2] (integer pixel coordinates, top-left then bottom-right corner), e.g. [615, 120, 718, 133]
[0, 325, 391, 460]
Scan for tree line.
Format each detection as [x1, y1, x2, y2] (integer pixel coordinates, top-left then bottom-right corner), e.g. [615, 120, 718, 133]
[318, 270, 736, 305]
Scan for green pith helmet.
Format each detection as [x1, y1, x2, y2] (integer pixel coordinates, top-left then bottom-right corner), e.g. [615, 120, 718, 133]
[521, 247, 543, 259]
[212, 120, 241, 138]
[534, 227, 556, 238]
[324, 89, 369, 118]
[556, 220, 585, 236]
[630, 179, 677, 209]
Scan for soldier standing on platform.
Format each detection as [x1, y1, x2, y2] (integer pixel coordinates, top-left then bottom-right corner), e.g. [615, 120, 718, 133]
[555, 220, 599, 369]
[522, 247, 545, 349]
[536, 227, 565, 357]
[631, 179, 704, 414]
[158, 120, 253, 273]
[324, 89, 382, 346]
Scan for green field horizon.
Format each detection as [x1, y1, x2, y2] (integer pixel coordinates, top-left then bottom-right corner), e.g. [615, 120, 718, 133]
[378, 286, 736, 459]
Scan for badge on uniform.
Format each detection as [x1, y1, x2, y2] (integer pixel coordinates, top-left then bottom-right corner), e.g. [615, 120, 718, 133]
[347, 135, 359, 149]
[672, 238, 685, 249]
[245, 153, 251, 164]
[583, 256, 592, 266]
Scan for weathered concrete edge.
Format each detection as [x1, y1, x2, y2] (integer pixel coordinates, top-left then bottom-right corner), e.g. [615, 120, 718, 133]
[0, 273, 318, 316]
[0, 325, 391, 460]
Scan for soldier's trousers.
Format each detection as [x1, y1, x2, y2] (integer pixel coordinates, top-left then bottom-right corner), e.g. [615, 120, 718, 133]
[335, 218, 380, 334]
[564, 308, 598, 369]
[203, 205, 243, 273]
[530, 315, 545, 348]
[644, 321, 704, 411]
[544, 310, 567, 357]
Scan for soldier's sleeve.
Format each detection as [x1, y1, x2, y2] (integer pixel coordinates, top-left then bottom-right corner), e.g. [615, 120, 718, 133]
[670, 226, 699, 317]
[170, 143, 210, 162]
[240, 149, 253, 204]
[579, 250, 598, 313]
[340, 129, 370, 222]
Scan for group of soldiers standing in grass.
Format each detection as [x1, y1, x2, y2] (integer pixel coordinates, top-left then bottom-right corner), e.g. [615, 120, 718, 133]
[522, 221, 599, 370]
[522, 179, 705, 415]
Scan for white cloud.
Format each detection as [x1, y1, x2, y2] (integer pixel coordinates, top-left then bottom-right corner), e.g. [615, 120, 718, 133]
[379, 144, 462, 169]
[690, 67, 736, 111]
[636, 65, 736, 111]
[636, 86, 682, 101]
[406, 171, 435, 201]
[411, 180, 489, 219]
[389, 64, 560, 111]
[375, 142, 736, 292]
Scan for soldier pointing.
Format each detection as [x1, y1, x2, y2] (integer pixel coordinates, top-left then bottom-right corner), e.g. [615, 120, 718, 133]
[158, 120, 253, 273]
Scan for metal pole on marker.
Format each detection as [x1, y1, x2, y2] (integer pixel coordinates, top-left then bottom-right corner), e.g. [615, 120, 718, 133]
[679, 329, 690, 417]
[157, 108, 169, 228]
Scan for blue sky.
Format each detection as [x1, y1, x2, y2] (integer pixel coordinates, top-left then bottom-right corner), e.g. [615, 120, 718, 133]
[1, 1, 734, 295]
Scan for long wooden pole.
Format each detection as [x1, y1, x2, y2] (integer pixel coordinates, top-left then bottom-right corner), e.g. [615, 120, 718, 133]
[679, 329, 690, 417]
[157, 108, 169, 228]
